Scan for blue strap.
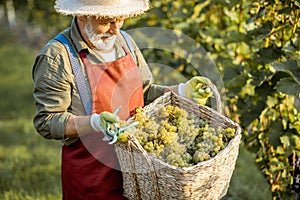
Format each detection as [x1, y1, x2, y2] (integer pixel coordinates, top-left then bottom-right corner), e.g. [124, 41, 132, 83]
[54, 34, 92, 115]
[120, 30, 137, 62]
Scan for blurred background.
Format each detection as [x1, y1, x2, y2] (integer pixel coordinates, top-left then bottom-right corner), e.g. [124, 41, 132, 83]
[0, 0, 299, 199]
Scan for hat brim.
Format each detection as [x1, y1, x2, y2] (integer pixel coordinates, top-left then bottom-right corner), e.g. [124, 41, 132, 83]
[55, 0, 150, 18]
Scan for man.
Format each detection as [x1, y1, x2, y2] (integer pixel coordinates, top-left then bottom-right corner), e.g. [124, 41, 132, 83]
[32, 0, 213, 199]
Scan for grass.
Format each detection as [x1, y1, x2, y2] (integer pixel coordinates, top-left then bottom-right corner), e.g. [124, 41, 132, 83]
[0, 118, 62, 198]
[0, 28, 272, 199]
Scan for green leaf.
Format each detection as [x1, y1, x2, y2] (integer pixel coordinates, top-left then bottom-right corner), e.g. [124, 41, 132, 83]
[271, 60, 300, 84]
[191, 1, 211, 19]
[282, 40, 299, 56]
[228, 0, 242, 9]
[269, 120, 284, 148]
[210, 0, 228, 6]
[250, 70, 273, 87]
[269, 164, 284, 173]
[276, 146, 285, 155]
[255, 80, 274, 101]
[280, 136, 290, 148]
[247, 6, 266, 23]
[226, 31, 251, 43]
[223, 64, 244, 81]
[247, 21, 272, 40]
[292, 135, 300, 150]
[239, 100, 266, 128]
[281, 169, 288, 179]
[256, 45, 283, 64]
[266, 95, 276, 108]
[269, 157, 279, 164]
[225, 73, 249, 90]
[275, 78, 300, 96]
[278, 7, 292, 15]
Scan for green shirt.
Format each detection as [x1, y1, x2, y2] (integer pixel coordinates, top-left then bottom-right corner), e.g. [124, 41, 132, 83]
[32, 19, 166, 144]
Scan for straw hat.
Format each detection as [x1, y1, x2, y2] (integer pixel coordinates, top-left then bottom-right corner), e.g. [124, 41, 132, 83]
[54, 0, 151, 18]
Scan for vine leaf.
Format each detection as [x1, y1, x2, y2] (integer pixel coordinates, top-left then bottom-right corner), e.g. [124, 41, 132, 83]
[250, 70, 273, 87]
[292, 135, 300, 150]
[239, 100, 266, 128]
[276, 146, 285, 155]
[247, 21, 273, 40]
[226, 30, 251, 43]
[271, 60, 300, 84]
[269, 119, 284, 148]
[225, 73, 249, 90]
[191, 1, 210, 19]
[256, 45, 283, 63]
[275, 78, 300, 96]
[280, 136, 291, 149]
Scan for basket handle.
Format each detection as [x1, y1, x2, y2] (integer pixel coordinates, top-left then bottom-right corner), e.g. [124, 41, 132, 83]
[208, 83, 222, 114]
[172, 82, 222, 114]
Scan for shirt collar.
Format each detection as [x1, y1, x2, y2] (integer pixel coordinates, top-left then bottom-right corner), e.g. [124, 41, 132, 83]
[70, 17, 89, 53]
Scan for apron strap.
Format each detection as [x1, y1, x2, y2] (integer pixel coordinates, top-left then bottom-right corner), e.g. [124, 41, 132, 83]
[54, 34, 92, 115]
[120, 30, 137, 63]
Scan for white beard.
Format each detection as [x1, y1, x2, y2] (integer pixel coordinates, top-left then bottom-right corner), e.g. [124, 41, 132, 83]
[84, 20, 117, 51]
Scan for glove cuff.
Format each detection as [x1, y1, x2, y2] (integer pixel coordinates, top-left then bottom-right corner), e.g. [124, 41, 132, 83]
[90, 113, 103, 132]
[178, 83, 186, 97]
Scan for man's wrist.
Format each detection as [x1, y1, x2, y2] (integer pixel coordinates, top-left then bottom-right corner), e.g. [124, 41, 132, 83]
[178, 83, 186, 97]
[90, 113, 102, 132]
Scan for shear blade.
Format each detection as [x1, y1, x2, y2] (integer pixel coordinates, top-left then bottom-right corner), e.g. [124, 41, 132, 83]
[103, 134, 113, 141]
[108, 135, 118, 145]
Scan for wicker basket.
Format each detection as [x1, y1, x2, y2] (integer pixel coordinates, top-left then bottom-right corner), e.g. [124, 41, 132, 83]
[115, 91, 242, 200]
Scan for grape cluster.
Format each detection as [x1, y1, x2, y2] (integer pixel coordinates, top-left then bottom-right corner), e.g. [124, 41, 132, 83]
[121, 105, 235, 167]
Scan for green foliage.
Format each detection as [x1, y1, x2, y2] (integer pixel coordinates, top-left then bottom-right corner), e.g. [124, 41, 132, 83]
[0, 120, 62, 200]
[125, 0, 300, 198]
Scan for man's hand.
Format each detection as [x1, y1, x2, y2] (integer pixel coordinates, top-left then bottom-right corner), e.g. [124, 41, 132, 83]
[178, 76, 213, 105]
[90, 111, 120, 132]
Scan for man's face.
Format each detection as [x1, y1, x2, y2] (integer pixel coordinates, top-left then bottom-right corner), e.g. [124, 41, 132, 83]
[81, 16, 125, 51]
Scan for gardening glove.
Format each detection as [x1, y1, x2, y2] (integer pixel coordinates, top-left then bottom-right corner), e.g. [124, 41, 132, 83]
[178, 76, 213, 105]
[90, 111, 120, 133]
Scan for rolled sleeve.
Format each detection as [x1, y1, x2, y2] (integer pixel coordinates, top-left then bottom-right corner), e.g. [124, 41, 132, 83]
[144, 84, 167, 105]
[32, 47, 73, 140]
[50, 113, 71, 139]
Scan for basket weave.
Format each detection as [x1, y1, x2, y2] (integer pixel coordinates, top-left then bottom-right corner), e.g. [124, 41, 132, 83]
[115, 91, 242, 200]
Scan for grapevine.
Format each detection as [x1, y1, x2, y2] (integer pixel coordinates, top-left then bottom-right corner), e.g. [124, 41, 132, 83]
[119, 105, 236, 167]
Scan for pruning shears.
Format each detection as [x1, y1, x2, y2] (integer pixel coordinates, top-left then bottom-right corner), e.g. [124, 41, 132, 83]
[102, 106, 139, 144]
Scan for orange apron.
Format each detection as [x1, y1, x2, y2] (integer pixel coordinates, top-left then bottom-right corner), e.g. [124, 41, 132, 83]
[61, 47, 144, 200]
